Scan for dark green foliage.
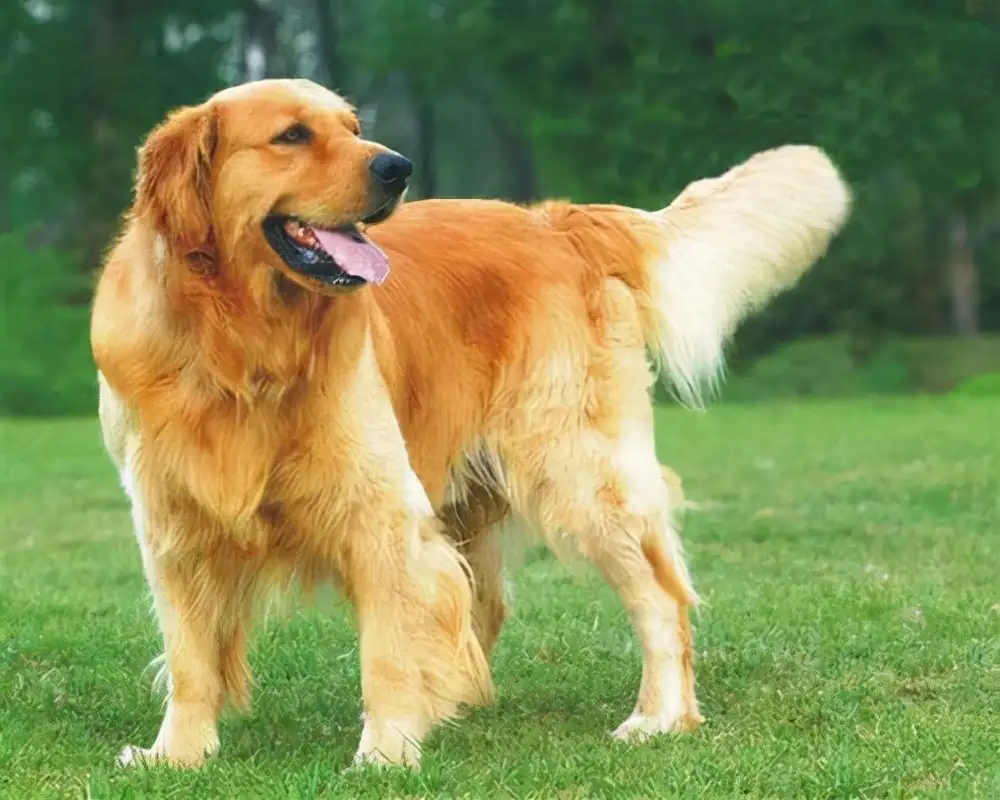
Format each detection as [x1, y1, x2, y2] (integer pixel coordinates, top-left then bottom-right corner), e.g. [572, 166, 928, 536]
[651, 335, 1000, 404]
[431, 1, 1000, 355]
[722, 335, 1000, 401]
[2, 0, 999, 414]
[0, 1, 244, 259]
[952, 372, 1000, 396]
[0, 234, 95, 416]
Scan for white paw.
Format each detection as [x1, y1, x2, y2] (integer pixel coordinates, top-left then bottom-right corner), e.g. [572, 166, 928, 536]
[117, 738, 215, 769]
[611, 709, 703, 743]
[352, 715, 423, 770]
[351, 747, 392, 769]
[351, 742, 421, 771]
[117, 744, 157, 768]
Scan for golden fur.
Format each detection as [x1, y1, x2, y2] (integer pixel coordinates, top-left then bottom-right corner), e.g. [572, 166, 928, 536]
[90, 78, 851, 769]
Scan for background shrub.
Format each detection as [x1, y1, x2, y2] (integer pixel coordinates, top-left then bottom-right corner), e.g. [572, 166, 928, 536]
[0, 233, 95, 416]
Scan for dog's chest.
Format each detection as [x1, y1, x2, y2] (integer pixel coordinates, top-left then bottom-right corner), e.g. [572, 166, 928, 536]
[150, 405, 353, 548]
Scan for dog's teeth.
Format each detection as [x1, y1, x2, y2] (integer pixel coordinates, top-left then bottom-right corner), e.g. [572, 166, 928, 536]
[284, 220, 321, 249]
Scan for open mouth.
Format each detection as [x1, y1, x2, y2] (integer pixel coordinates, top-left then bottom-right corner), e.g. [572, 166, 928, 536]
[261, 215, 391, 289]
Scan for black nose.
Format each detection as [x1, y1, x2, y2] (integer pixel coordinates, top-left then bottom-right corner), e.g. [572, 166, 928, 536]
[369, 153, 413, 189]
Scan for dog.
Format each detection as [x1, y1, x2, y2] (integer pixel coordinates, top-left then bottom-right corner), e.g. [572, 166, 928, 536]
[90, 78, 850, 769]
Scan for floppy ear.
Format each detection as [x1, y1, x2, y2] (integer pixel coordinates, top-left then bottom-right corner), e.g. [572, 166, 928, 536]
[134, 104, 219, 270]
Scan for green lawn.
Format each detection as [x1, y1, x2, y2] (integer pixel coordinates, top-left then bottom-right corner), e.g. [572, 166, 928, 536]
[1, 399, 998, 798]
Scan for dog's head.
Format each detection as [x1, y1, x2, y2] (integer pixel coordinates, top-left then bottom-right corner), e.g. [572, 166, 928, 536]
[134, 78, 410, 295]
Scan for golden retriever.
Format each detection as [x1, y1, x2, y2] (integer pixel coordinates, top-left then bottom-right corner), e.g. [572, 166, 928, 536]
[90, 78, 850, 769]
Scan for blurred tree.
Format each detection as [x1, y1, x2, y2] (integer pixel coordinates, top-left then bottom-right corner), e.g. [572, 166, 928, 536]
[0, 0, 244, 263]
[2, 0, 999, 373]
[244, 0, 282, 79]
[358, 0, 539, 200]
[422, 0, 1000, 352]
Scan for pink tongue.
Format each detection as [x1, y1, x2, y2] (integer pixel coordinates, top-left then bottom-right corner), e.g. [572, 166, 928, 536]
[312, 228, 390, 285]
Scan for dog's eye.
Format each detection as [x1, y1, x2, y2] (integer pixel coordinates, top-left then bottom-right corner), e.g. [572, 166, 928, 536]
[271, 123, 313, 146]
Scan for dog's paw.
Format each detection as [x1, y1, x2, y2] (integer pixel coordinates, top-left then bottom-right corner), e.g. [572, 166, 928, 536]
[611, 709, 704, 743]
[118, 744, 163, 769]
[351, 715, 423, 770]
[117, 740, 214, 769]
[351, 739, 421, 771]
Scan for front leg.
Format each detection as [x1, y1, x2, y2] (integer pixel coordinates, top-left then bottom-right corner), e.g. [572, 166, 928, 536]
[342, 475, 494, 768]
[119, 493, 254, 768]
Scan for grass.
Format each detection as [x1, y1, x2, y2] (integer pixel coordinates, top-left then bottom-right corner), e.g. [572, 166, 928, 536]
[1, 398, 998, 798]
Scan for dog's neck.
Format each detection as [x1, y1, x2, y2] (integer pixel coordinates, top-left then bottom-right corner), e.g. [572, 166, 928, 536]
[108, 221, 371, 412]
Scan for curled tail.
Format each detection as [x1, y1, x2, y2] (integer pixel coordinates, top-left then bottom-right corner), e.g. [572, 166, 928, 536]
[617, 145, 852, 407]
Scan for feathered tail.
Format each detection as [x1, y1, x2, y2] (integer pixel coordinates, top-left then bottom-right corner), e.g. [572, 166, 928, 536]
[625, 145, 852, 406]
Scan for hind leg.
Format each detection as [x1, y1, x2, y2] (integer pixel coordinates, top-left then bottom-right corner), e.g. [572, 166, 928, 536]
[600, 513, 703, 741]
[440, 486, 510, 660]
[509, 420, 703, 740]
[460, 525, 509, 660]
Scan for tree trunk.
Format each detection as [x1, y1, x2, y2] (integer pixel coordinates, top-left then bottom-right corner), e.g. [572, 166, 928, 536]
[76, 1, 128, 267]
[414, 91, 437, 199]
[245, 0, 283, 80]
[314, 0, 347, 91]
[494, 118, 537, 203]
[477, 97, 537, 203]
[946, 212, 979, 337]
